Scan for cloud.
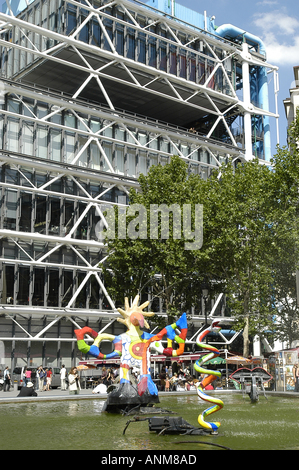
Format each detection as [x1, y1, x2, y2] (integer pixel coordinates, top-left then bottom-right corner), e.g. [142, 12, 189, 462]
[253, 11, 299, 65]
[256, 1, 279, 5]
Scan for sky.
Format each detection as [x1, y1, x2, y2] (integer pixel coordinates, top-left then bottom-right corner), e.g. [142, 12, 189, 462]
[179, 0, 299, 153]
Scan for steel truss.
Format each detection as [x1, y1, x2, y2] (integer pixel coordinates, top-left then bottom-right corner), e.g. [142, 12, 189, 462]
[0, 0, 278, 151]
[0, 0, 278, 354]
[0, 79, 234, 341]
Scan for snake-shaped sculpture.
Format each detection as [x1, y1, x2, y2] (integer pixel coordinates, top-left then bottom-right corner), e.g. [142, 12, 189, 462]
[194, 320, 224, 432]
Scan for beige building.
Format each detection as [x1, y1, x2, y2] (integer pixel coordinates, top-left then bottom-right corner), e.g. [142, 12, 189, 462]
[284, 66, 299, 135]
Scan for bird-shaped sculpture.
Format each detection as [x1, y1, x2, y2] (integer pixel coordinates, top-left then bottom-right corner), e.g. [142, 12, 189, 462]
[74, 294, 188, 398]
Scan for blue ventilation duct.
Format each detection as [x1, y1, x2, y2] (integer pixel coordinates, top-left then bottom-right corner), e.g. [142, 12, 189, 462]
[215, 24, 271, 161]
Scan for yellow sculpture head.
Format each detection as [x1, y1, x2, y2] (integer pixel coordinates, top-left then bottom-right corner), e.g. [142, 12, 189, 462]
[117, 294, 155, 330]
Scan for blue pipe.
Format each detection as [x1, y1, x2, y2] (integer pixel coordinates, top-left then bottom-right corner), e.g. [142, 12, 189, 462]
[215, 24, 266, 56]
[215, 24, 271, 161]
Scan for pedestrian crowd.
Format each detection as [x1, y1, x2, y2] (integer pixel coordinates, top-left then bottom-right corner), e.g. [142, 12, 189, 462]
[0, 364, 70, 395]
[0, 364, 120, 397]
[156, 363, 223, 392]
[0, 362, 224, 397]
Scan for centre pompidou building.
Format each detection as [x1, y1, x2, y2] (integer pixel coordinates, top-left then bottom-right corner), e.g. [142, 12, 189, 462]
[0, 0, 278, 368]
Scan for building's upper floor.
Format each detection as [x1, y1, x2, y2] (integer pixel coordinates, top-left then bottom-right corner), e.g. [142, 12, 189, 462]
[0, 0, 279, 160]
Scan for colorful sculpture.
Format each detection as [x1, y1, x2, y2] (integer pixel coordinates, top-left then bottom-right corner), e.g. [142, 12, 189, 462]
[74, 295, 188, 408]
[194, 320, 224, 432]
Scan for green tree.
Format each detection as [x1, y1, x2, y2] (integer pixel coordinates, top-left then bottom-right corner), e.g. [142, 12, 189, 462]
[268, 109, 299, 346]
[193, 158, 280, 357]
[103, 155, 206, 320]
[270, 245, 299, 347]
[195, 106, 299, 355]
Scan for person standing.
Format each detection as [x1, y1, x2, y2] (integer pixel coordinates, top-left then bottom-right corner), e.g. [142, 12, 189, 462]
[101, 366, 107, 381]
[68, 367, 81, 395]
[43, 368, 48, 391]
[60, 364, 67, 391]
[22, 367, 26, 386]
[3, 367, 10, 391]
[293, 364, 299, 392]
[165, 374, 170, 392]
[24, 367, 32, 386]
[37, 366, 45, 392]
[46, 368, 53, 391]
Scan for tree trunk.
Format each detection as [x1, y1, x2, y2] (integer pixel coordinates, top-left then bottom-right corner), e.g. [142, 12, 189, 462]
[243, 315, 250, 357]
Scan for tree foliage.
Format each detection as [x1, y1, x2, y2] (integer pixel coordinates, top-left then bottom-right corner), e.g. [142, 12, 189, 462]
[103, 111, 299, 354]
[103, 156, 207, 319]
[268, 110, 299, 348]
[192, 158, 278, 356]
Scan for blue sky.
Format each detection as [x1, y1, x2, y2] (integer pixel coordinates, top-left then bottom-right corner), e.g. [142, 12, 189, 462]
[179, 0, 299, 153]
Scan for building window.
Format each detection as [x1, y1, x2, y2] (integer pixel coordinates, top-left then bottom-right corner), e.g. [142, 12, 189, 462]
[137, 32, 146, 63]
[18, 266, 30, 305]
[159, 42, 167, 71]
[91, 18, 101, 47]
[78, 135, 89, 167]
[127, 148, 136, 177]
[32, 268, 45, 306]
[48, 269, 59, 306]
[65, 133, 76, 163]
[169, 45, 177, 75]
[75, 272, 87, 308]
[49, 197, 60, 235]
[36, 126, 48, 158]
[22, 121, 34, 156]
[103, 18, 113, 51]
[179, 49, 186, 79]
[189, 53, 196, 82]
[20, 192, 32, 232]
[102, 141, 113, 171]
[7, 119, 19, 153]
[35, 195, 47, 234]
[90, 141, 101, 170]
[115, 145, 124, 174]
[2, 264, 14, 303]
[148, 40, 156, 68]
[79, 10, 89, 43]
[66, 5, 77, 35]
[116, 25, 124, 55]
[138, 151, 147, 176]
[89, 275, 100, 308]
[62, 270, 73, 307]
[50, 129, 61, 161]
[4, 189, 17, 230]
[127, 27, 135, 60]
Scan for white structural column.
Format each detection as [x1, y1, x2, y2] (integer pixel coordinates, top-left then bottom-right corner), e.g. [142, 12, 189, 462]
[241, 43, 254, 160]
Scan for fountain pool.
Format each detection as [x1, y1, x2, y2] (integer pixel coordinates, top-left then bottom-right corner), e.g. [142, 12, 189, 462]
[0, 393, 298, 450]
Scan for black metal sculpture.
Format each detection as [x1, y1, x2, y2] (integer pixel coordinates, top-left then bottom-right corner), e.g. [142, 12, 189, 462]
[230, 367, 273, 402]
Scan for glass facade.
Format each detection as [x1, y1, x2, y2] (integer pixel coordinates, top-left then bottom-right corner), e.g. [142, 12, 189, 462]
[0, 96, 225, 173]
[1, 0, 235, 97]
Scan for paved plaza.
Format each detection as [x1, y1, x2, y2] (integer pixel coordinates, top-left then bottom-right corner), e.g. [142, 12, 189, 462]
[0, 386, 298, 404]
